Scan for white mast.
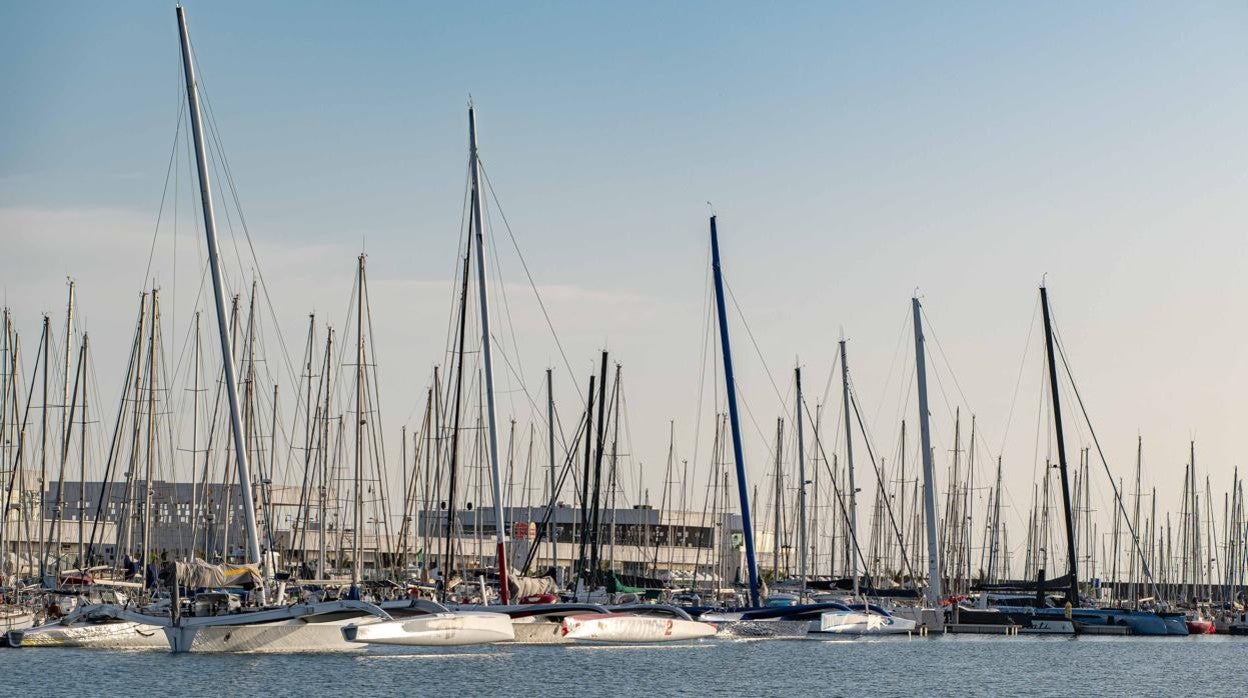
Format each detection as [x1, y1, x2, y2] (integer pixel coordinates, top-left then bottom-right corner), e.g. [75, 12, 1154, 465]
[0, 311, 9, 565]
[795, 365, 807, 596]
[912, 296, 941, 607]
[547, 368, 556, 568]
[318, 328, 333, 581]
[176, 5, 264, 596]
[467, 104, 510, 603]
[838, 338, 859, 597]
[57, 280, 74, 566]
[353, 254, 365, 592]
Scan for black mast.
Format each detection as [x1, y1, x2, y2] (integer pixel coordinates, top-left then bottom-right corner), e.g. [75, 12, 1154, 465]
[441, 241, 473, 589]
[575, 375, 596, 584]
[1040, 285, 1080, 604]
[588, 351, 609, 583]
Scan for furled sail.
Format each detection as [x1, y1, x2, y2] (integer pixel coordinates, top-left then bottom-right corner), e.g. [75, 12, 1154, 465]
[163, 559, 263, 589]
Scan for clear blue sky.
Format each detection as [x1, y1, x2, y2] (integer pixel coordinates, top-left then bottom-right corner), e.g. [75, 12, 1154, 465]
[3, 2, 1248, 555]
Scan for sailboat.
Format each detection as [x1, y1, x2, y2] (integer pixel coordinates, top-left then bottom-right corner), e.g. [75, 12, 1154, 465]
[21, 6, 396, 654]
[332, 98, 523, 647]
[6, 294, 175, 650]
[0, 605, 36, 636]
[9, 611, 167, 649]
[560, 604, 715, 643]
[886, 296, 946, 632]
[954, 286, 1173, 637]
[5, 576, 167, 649]
[810, 603, 918, 636]
[693, 216, 891, 639]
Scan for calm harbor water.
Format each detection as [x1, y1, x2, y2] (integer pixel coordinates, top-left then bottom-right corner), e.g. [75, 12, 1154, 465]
[2, 635, 1237, 696]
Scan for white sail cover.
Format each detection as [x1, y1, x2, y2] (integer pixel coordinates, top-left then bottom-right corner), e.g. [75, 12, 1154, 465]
[509, 574, 558, 598]
[170, 559, 262, 589]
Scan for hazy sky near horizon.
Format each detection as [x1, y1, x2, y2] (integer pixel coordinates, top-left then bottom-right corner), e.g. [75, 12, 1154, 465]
[3, 2, 1248, 559]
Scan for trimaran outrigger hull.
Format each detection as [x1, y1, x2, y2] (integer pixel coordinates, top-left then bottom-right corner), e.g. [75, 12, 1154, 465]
[9, 600, 394, 653]
[342, 612, 514, 647]
[9, 620, 167, 649]
[560, 612, 716, 643]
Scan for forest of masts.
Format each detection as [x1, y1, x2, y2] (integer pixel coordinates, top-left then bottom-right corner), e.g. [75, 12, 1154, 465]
[0, 267, 1242, 609]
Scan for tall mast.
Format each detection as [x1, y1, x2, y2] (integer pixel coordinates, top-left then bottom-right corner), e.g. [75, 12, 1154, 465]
[987, 456, 1003, 583]
[398, 425, 408, 568]
[838, 338, 858, 596]
[0, 311, 7, 524]
[266, 383, 280, 572]
[0, 329, 19, 571]
[292, 313, 313, 571]
[57, 281, 74, 564]
[709, 215, 760, 607]
[0, 310, 8, 562]
[38, 315, 49, 582]
[442, 242, 471, 584]
[189, 313, 202, 559]
[546, 368, 556, 568]
[51, 329, 84, 574]
[352, 254, 365, 593]
[467, 105, 510, 604]
[911, 296, 942, 606]
[1190, 440, 1197, 602]
[607, 365, 622, 572]
[1039, 285, 1079, 604]
[141, 290, 159, 578]
[772, 417, 783, 578]
[118, 294, 147, 566]
[815, 406, 824, 576]
[575, 375, 596, 585]
[176, 5, 263, 588]
[77, 334, 89, 568]
[898, 421, 906, 572]
[217, 295, 240, 564]
[1131, 436, 1142, 605]
[318, 328, 333, 580]
[795, 366, 807, 595]
[588, 352, 609, 582]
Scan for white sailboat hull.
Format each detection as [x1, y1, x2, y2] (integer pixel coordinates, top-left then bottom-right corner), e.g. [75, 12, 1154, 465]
[161, 601, 395, 653]
[0, 607, 36, 635]
[813, 610, 917, 635]
[183, 616, 375, 653]
[344, 612, 514, 647]
[561, 613, 716, 643]
[10, 620, 168, 649]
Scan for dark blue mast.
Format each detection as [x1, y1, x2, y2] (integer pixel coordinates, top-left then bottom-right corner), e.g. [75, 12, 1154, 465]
[1040, 285, 1080, 605]
[710, 216, 761, 607]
